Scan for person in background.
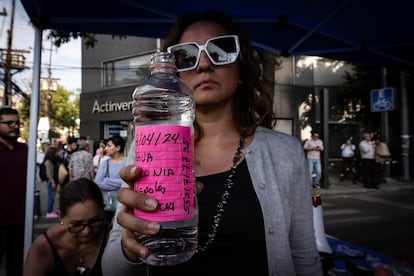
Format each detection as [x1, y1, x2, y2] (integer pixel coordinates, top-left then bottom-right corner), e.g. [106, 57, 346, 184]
[69, 141, 94, 181]
[358, 132, 377, 189]
[43, 145, 60, 219]
[94, 136, 126, 224]
[303, 131, 324, 189]
[93, 139, 109, 178]
[24, 178, 109, 276]
[102, 11, 322, 276]
[339, 137, 356, 183]
[373, 135, 391, 185]
[58, 137, 78, 189]
[0, 106, 27, 276]
[78, 136, 88, 146]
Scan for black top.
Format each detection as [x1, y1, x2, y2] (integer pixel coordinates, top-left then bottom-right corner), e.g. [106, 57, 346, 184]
[0, 141, 28, 225]
[43, 224, 109, 276]
[151, 159, 269, 275]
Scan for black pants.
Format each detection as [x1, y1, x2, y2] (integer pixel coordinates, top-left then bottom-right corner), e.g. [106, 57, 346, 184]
[340, 157, 356, 182]
[374, 162, 386, 185]
[361, 158, 376, 187]
[0, 224, 24, 276]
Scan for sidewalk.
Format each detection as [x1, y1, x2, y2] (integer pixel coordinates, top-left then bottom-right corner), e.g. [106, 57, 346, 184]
[314, 174, 414, 197]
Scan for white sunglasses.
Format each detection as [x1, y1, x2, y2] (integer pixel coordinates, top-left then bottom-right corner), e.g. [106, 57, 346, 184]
[167, 35, 240, 72]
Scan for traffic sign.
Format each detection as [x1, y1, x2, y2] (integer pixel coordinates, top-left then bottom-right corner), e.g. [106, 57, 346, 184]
[371, 87, 394, 112]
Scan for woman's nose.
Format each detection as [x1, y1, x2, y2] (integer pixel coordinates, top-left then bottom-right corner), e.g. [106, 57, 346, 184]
[197, 50, 213, 69]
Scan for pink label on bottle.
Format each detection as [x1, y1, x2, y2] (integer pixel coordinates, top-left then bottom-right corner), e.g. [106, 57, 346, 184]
[133, 125, 194, 221]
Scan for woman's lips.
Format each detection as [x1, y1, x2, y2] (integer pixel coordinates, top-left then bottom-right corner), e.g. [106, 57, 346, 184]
[195, 79, 217, 89]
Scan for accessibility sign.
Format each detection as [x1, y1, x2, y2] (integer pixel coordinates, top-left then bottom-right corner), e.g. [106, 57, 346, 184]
[370, 87, 394, 112]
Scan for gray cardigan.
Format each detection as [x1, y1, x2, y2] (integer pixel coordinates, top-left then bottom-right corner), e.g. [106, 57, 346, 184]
[102, 127, 323, 276]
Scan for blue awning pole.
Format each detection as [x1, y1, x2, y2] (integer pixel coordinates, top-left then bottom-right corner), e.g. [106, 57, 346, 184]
[23, 26, 43, 265]
[381, 68, 391, 178]
[322, 88, 329, 189]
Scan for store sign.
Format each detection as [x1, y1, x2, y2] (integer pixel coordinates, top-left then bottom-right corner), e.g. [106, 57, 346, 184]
[91, 99, 134, 113]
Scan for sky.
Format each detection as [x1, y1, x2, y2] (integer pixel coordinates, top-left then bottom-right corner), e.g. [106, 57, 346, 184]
[0, 0, 82, 93]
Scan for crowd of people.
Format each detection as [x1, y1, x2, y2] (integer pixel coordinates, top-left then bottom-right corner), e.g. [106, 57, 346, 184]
[1, 9, 396, 276]
[302, 130, 391, 190]
[356, 132, 391, 189]
[1, 114, 127, 275]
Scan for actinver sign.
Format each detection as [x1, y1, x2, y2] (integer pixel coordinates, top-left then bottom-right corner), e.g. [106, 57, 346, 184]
[91, 99, 134, 113]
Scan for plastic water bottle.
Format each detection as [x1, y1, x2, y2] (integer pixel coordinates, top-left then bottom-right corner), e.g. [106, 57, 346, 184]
[132, 51, 198, 266]
[327, 259, 353, 276]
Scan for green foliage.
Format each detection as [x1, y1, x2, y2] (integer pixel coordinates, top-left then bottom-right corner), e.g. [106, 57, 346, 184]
[19, 85, 79, 141]
[49, 86, 79, 133]
[331, 65, 383, 124]
[47, 30, 126, 49]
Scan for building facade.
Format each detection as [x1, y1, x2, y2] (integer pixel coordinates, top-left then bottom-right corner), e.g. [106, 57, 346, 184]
[80, 35, 351, 154]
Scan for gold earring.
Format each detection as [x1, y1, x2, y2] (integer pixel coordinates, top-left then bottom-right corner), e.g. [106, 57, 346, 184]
[60, 221, 64, 225]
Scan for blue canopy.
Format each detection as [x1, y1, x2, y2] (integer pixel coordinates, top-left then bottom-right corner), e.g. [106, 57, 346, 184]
[21, 0, 414, 71]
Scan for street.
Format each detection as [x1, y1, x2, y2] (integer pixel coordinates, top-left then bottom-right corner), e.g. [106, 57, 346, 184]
[321, 190, 414, 266]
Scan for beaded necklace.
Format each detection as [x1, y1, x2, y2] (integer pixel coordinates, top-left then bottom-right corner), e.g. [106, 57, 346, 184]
[197, 136, 245, 252]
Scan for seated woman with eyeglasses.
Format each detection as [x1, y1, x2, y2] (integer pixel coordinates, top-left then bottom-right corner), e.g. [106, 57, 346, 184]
[24, 178, 109, 276]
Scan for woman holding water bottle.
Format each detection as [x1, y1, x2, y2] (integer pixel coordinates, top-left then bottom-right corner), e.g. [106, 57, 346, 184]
[102, 10, 322, 276]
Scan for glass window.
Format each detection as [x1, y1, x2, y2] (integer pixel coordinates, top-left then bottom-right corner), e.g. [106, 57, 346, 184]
[103, 53, 153, 88]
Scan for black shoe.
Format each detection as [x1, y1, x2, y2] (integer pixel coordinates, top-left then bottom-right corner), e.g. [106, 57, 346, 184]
[339, 174, 345, 182]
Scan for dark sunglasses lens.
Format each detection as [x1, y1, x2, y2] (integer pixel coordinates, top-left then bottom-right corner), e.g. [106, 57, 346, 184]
[170, 43, 199, 70]
[207, 37, 238, 64]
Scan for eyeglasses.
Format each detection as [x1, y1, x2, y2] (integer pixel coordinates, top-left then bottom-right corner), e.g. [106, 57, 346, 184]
[67, 218, 105, 233]
[167, 35, 240, 72]
[0, 120, 21, 127]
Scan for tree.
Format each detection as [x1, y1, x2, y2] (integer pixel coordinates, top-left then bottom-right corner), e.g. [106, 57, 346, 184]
[19, 85, 79, 141]
[328, 65, 384, 129]
[47, 30, 126, 49]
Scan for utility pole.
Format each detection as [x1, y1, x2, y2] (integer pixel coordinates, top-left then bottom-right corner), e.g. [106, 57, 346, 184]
[45, 40, 53, 117]
[3, 0, 16, 106]
[1, 0, 28, 105]
[38, 39, 57, 145]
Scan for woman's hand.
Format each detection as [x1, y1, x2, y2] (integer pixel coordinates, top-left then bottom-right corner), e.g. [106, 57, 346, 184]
[116, 165, 160, 261]
[116, 165, 203, 262]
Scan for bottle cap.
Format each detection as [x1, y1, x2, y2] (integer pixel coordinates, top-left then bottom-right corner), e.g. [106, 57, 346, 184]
[150, 52, 176, 69]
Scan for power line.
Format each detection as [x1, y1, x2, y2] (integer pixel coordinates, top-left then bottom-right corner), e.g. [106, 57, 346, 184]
[0, 0, 29, 105]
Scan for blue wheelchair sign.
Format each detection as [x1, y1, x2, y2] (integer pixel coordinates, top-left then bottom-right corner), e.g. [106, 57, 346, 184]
[371, 87, 394, 112]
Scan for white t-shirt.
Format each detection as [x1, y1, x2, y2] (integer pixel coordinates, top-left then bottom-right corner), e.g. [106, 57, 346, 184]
[93, 154, 109, 173]
[340, 143, 355, 158]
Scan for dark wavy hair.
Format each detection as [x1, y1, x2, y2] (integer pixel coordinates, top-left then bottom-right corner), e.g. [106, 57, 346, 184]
[59, 178, 104, 217]
[43, 145, 58, 163]
[162, 10, 276, 141]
